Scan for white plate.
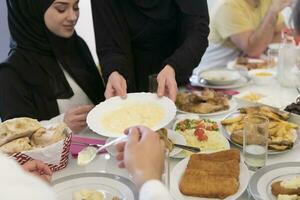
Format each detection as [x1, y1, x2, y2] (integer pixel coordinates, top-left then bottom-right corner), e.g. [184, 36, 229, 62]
[105, 129, 186, 158]
[248, 162, 300, 200]
[221, 111, 299, 155]
[177, 98, 238, 117]
[190, 74, 251, 89]
[52, 172, 138, 200]
[87, 93, 177, 138]
[170, 156, 250, 200]
[200, 70, 241, 86]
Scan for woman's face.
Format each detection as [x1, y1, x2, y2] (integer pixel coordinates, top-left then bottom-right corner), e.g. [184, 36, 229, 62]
[44, 0, 80, 38]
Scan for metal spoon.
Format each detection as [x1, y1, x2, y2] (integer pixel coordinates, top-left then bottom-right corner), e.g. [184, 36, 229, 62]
[77, 135, 127, 166]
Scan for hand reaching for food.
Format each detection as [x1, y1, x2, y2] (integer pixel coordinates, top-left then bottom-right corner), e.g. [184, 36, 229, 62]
[157, 65, 178, 102]
[22, 160, 53, 183]
[64, 105, 94, 134]
[116, 126, 166, 188]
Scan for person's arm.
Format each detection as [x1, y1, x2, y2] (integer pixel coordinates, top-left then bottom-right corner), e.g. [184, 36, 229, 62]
[230, 1, 291, 57]
[0, 154, 56, 200]
[139, 180, 173, 200]
[164, 0, 209, 85]
[91, 0, 130, 98]
[90, 0, 129, 82]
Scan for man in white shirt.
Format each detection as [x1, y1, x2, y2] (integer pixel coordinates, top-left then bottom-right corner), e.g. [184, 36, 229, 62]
[0, 126, 173, 200]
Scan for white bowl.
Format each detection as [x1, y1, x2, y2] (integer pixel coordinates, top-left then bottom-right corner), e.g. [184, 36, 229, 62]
[249, 69, 275, 85]
[200, 70, 241, 85]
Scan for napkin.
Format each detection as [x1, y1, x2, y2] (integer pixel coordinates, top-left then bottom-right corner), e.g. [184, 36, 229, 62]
[70, 135, 107, 158]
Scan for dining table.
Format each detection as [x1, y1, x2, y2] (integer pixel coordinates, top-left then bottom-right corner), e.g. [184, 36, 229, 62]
[53, 67, 300, 200]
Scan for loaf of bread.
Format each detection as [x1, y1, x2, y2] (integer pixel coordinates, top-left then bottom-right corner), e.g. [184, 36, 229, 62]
[0, 118, 42, 146]
[31, 123, 68, 147]
[272, 177, 300, 196]
[0, 137, 32, 155]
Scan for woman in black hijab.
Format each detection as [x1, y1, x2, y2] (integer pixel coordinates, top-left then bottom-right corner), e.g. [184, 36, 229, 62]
[91, 0, 209, 101]
[0, 0, 105, 133]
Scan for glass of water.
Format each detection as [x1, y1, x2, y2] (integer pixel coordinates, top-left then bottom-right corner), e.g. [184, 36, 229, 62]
[243, 115, 269, 171]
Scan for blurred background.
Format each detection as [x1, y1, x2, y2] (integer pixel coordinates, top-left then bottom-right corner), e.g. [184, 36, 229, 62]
[0, 0, 292, 63]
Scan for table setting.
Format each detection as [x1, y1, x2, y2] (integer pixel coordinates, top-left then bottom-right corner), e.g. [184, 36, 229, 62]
[51, 60, 300, 200]
[1, 52, 300, 200]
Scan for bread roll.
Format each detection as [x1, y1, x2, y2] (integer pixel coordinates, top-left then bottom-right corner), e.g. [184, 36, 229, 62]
[0, 137, 32, 155]
[31, 123, 68, 147]
[0, 118, 42, 146]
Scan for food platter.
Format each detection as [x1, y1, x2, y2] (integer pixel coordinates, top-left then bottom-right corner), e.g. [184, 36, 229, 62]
[221, 109, 299, 155]
[177, 98, 238, 117]
[176, 89, 237, 117]
[172, 117, 230, 158]
[248, 162, 300, 200]
[170, 155, 250, 200]
[52, 172, 138, 200]
[87, 93, 177, 138]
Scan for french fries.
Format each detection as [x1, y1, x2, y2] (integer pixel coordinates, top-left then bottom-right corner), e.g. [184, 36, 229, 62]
[222, 106, 298, 151]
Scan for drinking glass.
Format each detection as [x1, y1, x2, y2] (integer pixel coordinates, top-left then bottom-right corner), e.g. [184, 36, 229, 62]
[243, 115, 269, 171]
[267, 48, 279, 68]
[148, 74, 158, 93]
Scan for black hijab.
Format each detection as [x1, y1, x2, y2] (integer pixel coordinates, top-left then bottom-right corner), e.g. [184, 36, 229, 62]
[5, 0, 105, 103]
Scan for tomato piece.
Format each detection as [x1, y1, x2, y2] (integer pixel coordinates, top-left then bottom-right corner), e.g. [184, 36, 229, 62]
[197, 133, 208, 141]
[194, 128, 205, 136]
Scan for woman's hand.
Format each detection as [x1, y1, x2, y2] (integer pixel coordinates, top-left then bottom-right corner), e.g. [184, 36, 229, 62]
[105, 71, 127, 99]
[157, 65, 178, 102]
[64, 105, 94, 134]
[22, 160, 53, 183]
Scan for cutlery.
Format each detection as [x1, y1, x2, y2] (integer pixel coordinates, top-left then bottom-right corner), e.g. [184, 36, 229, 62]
[156, 128, 201, 153]
[296, 87, 300, 94]
[72, 141, 103, 148]
[77, 135, 128, 166]
[171, 143, 200, 153]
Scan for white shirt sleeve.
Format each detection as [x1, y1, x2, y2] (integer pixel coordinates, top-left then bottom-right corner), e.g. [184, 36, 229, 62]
[139, 180, 173, 200]
[0, 153, 57, 200]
